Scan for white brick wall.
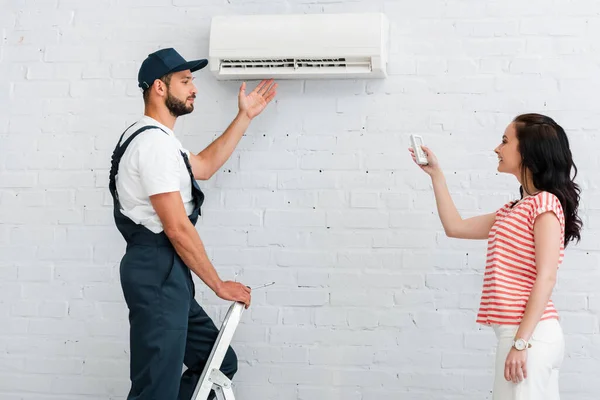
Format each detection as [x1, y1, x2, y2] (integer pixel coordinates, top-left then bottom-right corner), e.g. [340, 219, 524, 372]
[1, 0, 599, 399]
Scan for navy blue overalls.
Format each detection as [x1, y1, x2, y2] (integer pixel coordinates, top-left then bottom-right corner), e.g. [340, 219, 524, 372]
[109, 124, 238, 400]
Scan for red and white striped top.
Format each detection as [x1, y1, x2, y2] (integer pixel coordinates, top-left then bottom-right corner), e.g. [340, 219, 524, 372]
[476, 191, 565, 326]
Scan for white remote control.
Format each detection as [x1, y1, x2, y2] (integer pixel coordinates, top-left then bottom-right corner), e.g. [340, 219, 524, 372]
[410, 134, 428, 165]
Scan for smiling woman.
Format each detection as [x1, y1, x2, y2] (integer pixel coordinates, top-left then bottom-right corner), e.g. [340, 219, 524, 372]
[409, 113, 582, 400]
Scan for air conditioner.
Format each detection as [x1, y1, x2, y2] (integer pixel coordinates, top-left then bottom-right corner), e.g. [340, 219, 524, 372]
[208, 13, 389, 80]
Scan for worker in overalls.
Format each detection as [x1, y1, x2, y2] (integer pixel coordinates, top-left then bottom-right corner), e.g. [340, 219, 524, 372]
[109, 48, 277, 400]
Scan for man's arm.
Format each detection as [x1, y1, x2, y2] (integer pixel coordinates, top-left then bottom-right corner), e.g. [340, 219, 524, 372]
[149, 190, 251, 307]
[190, 79, 277, 180]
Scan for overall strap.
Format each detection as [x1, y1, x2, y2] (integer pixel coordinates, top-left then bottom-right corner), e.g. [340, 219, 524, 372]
[109, 125, 167, 201]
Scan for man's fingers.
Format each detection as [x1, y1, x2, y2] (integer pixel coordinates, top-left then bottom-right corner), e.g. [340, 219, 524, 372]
[253, 79, 268, 95]
[258, 79, 274, 95]
[243, 292, 251, 308]
[264, 90, 277, 104]
[264, 83, 277, 102]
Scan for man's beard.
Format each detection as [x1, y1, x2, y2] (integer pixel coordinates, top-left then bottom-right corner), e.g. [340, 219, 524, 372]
[165, 90, 194, 117]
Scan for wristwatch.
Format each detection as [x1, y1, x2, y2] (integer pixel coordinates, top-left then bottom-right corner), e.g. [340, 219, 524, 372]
[513, 338, 532, 351]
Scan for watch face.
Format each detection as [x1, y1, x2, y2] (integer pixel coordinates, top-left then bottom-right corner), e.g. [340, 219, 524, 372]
[515, 339, 526, 350]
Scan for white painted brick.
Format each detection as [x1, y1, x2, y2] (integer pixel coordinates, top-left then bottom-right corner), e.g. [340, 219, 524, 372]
[389, 211, 442, 230]
[589, 295, 600, 313]
[247, 229, 306, 247]
[373, 230, 436, 248]
[83, 208, 113, 226]
[38, 171, 95, 188]
[298, 387, 361, 400]
[0, 265, 17, 281]
[230, 324, 267, 344]
[215, 171, 277, 189]
[1, 190, 45, 207]
[248, 307, 278, 325]
[397, 372, 463, 391]
[297, 135, 337, 151]
[0, 173, 37, 188]
[314, 308, 347, 327]
[54, 265, 112, 283]
[17, 264, 53, 282]
[308, 230, 373, 249]
[336, 250, 398, 269]
[347, 309, 379, 329]
[552, 293, 588, 311]
[266, 290, 329, 306]
[442, 351, 494, 368]
[330, 290, 394, 307]
[44, 45, 101, 62]
[277, 171, 339, 190]
[2, 45, 44, 62]
[82, 284, 122, 302]
[316, 190, 348, 208]
[22, 282, 83, 301]
[394, 291, 436, 311]
[377, 310, 415, 329]
[211, 248, 270, 266]
[327, 210, 389, 229]
[350, 191, 380, 208]
[280, 307, 312, 326]
[309, 346, 374, 366]
[37, 246, 92, 261]
[364, 153, 405, 170]
[0, 246, 38, 263]
[11, 301, 38, 317]
[300, 152, 359, 171]
[0, 373, 54, 393]
[29, 318, 86, 336]
[240, 151, 297, 170]
[39, 301, 68, 318]
[13, 81, 69, 98]
[560, 313, 599, 334]
[274, 250, 334, 268]
[269, 366, 333, 385]
[264, 210, 325, 227]
[202, 210, 262, 227]
[375, 347, 442, 369]
[329, 368, 398, 387]
[26, 357, 83, 374]
[296, 270, 327, 287]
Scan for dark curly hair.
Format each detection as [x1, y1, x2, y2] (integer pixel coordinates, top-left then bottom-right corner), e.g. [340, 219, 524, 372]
[513, 113, 582, 246]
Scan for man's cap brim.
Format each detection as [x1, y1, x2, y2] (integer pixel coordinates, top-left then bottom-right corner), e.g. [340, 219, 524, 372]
[170, 59, 208, 74]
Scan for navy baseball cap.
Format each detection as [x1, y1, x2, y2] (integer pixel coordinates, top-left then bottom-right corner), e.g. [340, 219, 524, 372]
[138, 48, 208, 89]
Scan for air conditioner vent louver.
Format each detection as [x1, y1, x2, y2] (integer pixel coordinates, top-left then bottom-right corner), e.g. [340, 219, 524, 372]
[220, 58, 372, 70]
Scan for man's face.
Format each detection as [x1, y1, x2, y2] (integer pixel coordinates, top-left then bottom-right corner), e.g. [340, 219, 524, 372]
[164, 70, 197, 117]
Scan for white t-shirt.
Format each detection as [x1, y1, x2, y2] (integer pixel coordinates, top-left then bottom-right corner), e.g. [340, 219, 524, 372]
[115, 116, 194, 234]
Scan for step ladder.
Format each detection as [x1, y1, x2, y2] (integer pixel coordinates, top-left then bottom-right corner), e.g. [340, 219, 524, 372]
[191, 301, 245, 400]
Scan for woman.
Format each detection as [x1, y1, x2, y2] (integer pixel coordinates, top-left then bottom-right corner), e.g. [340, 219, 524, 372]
[409, 113, 582, 400]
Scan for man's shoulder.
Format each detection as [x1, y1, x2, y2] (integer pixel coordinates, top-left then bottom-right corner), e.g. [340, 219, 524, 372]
[121, 121, 172, 149]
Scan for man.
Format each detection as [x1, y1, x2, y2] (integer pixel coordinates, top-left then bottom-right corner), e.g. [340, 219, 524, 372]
[108, 48, 277, 400]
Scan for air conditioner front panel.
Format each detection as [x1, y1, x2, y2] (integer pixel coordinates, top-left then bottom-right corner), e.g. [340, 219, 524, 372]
[209, 13, 389, 80]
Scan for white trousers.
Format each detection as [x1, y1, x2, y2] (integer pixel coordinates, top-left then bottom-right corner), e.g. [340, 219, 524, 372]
[492, 319, 565, 400]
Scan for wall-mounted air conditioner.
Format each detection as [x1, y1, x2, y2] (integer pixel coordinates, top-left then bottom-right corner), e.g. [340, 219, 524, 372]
[208, 13, 389, 80]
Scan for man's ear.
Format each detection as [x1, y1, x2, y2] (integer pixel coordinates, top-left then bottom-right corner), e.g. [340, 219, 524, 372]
[153, 79, 167, 97]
